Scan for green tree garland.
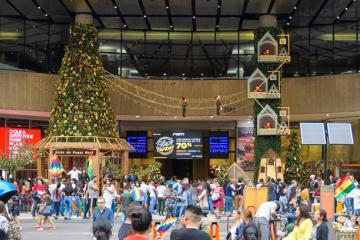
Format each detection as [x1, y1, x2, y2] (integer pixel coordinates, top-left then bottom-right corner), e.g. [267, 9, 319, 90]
[0, 144, 40, 179]
[253, 27, 282, 183]
[48, 23, 116, 137]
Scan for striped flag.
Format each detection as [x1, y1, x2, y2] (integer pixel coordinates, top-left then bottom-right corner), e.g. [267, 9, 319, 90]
[335, 176, 356, 200]
[87, 154, 94, 179]
[156, 217, 176, 234]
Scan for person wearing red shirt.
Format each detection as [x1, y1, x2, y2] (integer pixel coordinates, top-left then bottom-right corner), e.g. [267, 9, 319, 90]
[31, 179, 45, 218]
[124, 208, 152, 240]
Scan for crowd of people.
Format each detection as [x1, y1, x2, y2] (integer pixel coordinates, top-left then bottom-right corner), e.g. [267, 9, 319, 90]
[3, 167, 360, 239]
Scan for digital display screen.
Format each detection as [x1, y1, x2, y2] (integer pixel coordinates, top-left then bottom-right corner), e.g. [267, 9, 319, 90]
[153, 131, 203, 159]
[327, 123, 354, 145]
[300, 123, 326, 145]
[209, 131, 229, 159]
[126, 131, 148, 158]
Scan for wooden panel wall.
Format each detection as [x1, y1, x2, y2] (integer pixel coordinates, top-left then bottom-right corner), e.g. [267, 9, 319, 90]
[1, 70, 360, 116]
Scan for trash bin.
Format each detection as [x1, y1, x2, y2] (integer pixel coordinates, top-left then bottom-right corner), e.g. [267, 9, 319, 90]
[336, 229, 356, 240]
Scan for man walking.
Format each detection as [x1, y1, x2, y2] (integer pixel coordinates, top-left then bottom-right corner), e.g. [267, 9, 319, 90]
[88, 176, 99, 217]
[93, 196, 114, 227]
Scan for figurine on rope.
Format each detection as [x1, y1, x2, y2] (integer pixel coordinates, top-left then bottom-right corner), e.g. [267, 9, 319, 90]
[215, 95, 222, 116]
[181, 96, 188, 117]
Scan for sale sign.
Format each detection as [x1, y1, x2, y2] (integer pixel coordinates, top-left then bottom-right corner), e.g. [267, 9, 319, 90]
[0, 127, 42, 159]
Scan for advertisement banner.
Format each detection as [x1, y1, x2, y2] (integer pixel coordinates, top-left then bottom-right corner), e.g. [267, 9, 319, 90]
[153, 131, 202, 159]
[0, 127, 42, 159]
[237, 127, 254, 171]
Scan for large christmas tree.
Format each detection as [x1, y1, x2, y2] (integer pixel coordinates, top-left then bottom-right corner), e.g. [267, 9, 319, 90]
[48, 23, 116, 137]
[284, 132, 308, 186]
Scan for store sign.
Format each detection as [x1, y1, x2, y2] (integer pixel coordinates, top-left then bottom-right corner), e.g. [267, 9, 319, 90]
[0, 127, 42, 159]
[53, 149, 96, 155]
[209, 131, 229, 159]
[153, 131, 202, 159]
[126, 131, 148, 158]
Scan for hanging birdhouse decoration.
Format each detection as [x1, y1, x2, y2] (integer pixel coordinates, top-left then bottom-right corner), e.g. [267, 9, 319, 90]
[215, 95, 222, 116]
[278, 107, 290, 135]
[248, 69, 280, 99]
[257, 32, 291, 63]
[248, 69, 268, 99]
[257, 104, 278, 135]
[257, 148, 284, 182]
[181, 96, 188, 117]
[277, 34, 291, 62]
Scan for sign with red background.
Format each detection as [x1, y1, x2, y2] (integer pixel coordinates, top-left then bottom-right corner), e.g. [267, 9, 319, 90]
[0, 127, 41, 159]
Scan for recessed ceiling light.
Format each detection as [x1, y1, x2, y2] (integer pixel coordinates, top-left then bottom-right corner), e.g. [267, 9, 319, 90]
[289, 16, 292, 19]
[135, 115, 140, 118]
[210, 116, 214, 119]
[200, 73, 204, 76]
[170, 25, 173, 28]
[293, 6, 297, 10]
[337, 16, 340, 19]
[163, 73, 167, 76]
[247, 121, 251, 124]
[286, 22, 290, 26]
[173, 116, 177, 119]
[345, 7, 348, 10]
[123, 24, 127, 27]
[325, 114, 330, 117]
[217, 5, 220, 8]
[144, 15, 147, 18]
[216, 25, 219, 28]
[37, 6, 41, 9]
[166, 6, 169, 9]
[182, 73, 186, 76]
[193, 16, 196, 19]
[45, 13, 48, 17]
[114, 5, 117, 8]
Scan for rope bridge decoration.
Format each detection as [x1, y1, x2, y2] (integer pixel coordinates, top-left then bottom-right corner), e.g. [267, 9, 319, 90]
[104, 71, 253, 117]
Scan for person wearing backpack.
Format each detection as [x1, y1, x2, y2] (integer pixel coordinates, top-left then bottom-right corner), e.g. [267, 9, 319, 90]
[235, 178, 245, 210]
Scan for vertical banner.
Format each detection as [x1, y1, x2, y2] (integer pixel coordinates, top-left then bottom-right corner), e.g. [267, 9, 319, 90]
[320, 185, 335, 219]
[0, 128, 5, 156]
[237, 127, 255, 171]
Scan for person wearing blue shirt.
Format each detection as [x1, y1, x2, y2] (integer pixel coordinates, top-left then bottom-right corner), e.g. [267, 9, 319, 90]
[93, 196, 114, 227]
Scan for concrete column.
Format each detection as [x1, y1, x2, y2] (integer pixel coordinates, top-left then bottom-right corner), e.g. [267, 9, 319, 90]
[259, 15, 277, 28]
[122, 152, 130, 175]
[74, 1, 93, 24]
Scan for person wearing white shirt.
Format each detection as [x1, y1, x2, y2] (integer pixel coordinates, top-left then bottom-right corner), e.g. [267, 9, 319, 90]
[157, 182, 167, 216]
[254, 201, 278, 240]
[67, 167, 81, 181]
[140, 181, 149, 207]
[353, 185, 360, 217]
[148, 182, 157, 214]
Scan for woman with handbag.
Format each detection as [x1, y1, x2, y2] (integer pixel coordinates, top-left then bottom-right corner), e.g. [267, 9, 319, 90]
[212, 182, 224, 219]
[198, 182, 209, 217]
[37, 194, 56, 231]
